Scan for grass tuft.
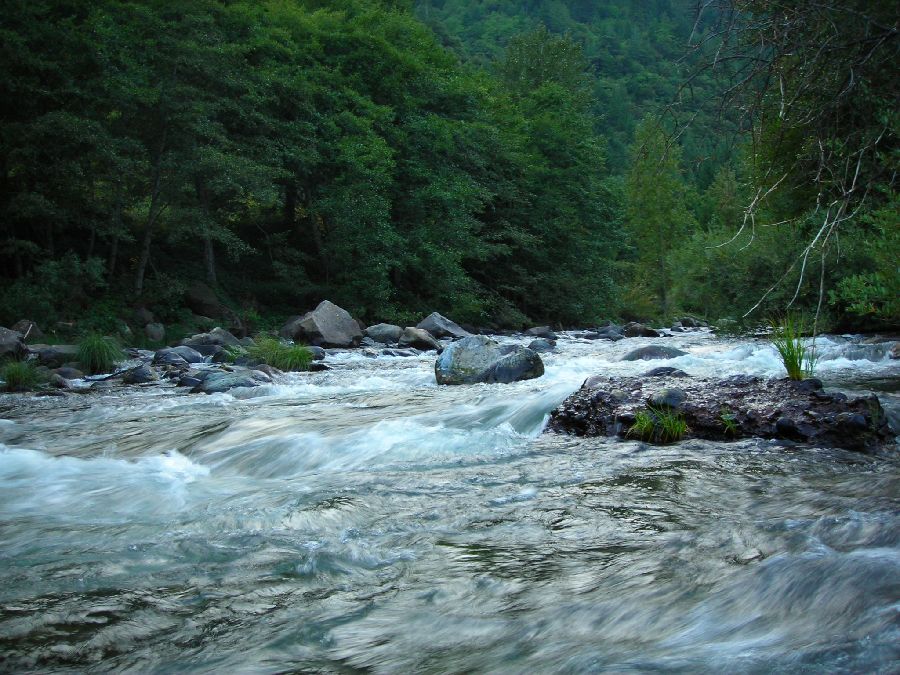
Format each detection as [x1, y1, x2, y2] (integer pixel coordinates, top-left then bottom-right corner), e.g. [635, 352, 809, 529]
[77, 333, 123, 375]
[1, 360, 46, 391]
[770, 313, 817, 380]
[247, 336, 312, 372]
[627, 406, 688, 443]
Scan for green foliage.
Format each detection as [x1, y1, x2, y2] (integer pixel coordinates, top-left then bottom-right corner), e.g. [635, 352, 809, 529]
[77, 334, 123, 375]
[247, 337, 312, 372]
[719, 408, 739, 436]
[1, 360, 46, 392]
[627, 406, 688, 444]
[770, 314, 817, 381]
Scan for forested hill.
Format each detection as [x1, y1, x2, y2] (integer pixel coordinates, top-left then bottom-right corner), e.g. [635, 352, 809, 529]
[1, 0, 896, 340]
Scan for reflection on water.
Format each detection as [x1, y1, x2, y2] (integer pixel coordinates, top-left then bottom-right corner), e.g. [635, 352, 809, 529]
[0, 332, 897, 672]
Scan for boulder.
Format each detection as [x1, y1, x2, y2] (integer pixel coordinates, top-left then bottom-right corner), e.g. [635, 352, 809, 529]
[623, 322, 661, 338]
[308, 346, 327, 361]
[525, 326, 558, 340]
[365, 323, 403, 345]
[547, 374, 893, 452]
[622, 346, 687, 361]
[191, 368, 270, 394]
[155, 346, 205, 365]
[643, 366, 689, 378]
[279, 300, 362, 348]
[33, 344, 79, 368]
[145, 323, 165, 342]
[48, 373, 70, 390]
[0, 327, 27, 360]
[398, 327, 442, 352]
[186, 282, 227, 318]
[381, 348, 419, 358]
[891, 343, 899, 360]
[132, 307, 155, 326]
[122, 364, 158, 385]
[53, 366, 84, 380]
[182, 326, 241, 348]
[152, 350, 189, 368]
[10, 320, 43, 341]
[435, 335, 544, 385]
[528, 338, 556, 353]
[416, 312, 470, 340]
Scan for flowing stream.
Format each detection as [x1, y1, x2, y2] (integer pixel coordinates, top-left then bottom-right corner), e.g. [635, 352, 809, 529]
[1, 332, 898, 672]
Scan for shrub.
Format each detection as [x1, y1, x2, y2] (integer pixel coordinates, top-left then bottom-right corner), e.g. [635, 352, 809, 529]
[770, 313, 817, 380]
[77, 333, 123, 375]
[247, 336, 312, 372]
[1, 360, 45, 391]
[627, 406, 688, 443]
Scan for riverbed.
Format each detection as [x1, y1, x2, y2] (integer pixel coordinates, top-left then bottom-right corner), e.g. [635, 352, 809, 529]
[1, 331, 897, 672]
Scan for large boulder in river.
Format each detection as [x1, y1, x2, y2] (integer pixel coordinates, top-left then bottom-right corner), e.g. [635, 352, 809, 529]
[528, 338, 556, 353]
[416, 312, 470, 339]
[622, 346, 687, 361]
[191, 368, 271, 394]
[181, 326, 241, 348]
[623, 322, 660, 338]
[0, 327, 26, 360]
[154, 346, 205, 365]
[365, 323, 403, 345]
[398, 327, 441, 352]
[548, 374, 894, 452]
[435, 335, 544, 385]
[525, 326, 558, 340]
[279, 300, 362, 348]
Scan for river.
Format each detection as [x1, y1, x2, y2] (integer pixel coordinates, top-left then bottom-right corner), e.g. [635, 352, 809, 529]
[1, 331, 898, 672]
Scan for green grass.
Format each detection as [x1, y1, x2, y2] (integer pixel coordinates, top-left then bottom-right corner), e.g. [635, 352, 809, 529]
[77, 333, 123, 374]
[627, 406, 688, 443]
[247, 336, 312, 372]
[720, 408, 739, 436]
[770, 313, 817, 380]
[1, 360, 46, 391]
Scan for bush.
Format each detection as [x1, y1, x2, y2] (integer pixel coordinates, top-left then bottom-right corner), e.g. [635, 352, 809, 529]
[247, 336, 312, 372]
[77, 333, 123, 375]
[1, 360, 45, 391]
[627, 406, 688, 444]
[770, 313, 817, 380]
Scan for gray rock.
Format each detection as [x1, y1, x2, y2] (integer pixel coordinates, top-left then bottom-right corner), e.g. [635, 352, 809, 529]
[186, 282, 227, 318]
[416, 312, 470, 339]
[622, 346, 687, 361]
[53, 366, 84, 379]
[398, 327, 442, 352]
[279, 300, 363, 348]
[122, 364, 158, 385]
[10, 320, 43, 341]
[182, 327, 241, 348]
[191, 369, 267, 394]
[152, 350, 189, 368]
[178, 375, 203, 388]
[91, 380, 115, 390]
[649, 388, 687, 409]
[0, 327, 27, 360]
[381, 348, 418, 357]
[34, 344, 79, 368]
[435, 335, 544, 385]
[360, 337, 380, 348]
[528, 338, 556, 353]
[525, 326, 558, 340]
[308, 362, 331, 372]
[49, 373, 70, 389]
[155, 346, 205, 365]
[643, 366, 689, 378]
[308, 346, 327, 361]
[144, 322, 165, 342]
[365, 323, 403, 345]
[623, 322, 661, 338]
[132, 307, 156, 326]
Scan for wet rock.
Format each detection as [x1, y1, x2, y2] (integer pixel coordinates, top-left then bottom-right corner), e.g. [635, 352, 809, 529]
[365, 323, 403, 345]
[33, 344, 79, 368]
[435, 335, 544, 385]
[547, 374, 893, 452]
[398, 327, 442, 352]
[145, 322, 165, 342]
[525, 326, 558, 340]
[308, 346, 327, 361]
[152, 350, 189, 368]
[122, 364, 158, 385]
[622, 346, 687, 361]
[48, 373, 70, 389]
[191, 369, 268, 394]
[182, 327, 241, 348]
[623, 322, 660, 338]
[890, 343, 899, 359]
[178, 375, 203, 388]
[53, 366, 84, 379]
[308, 362, 331, 372]
[643, 367, 689, 378]
[528, 338, 556, 353]
[154, 346, 204, 366]
[10, 320, 43, 341]
[279, 300, 363, 348]
[678, 316, 707, 328]
[381, 348, 418, 357]
[91, 380, 115, 391]
[416, 312, 470, 340]
[0, 327, 27, 360]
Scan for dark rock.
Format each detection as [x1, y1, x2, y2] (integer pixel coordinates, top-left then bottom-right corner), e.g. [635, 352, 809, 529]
[178, 375, 203, 388]
[622, 346, 687, 361]
[643, 367, 689, 378]
[623, 322, 660, 338]
[670, 326, 685, 333]
[49, 373, 70, 389]
[678, 316, 706, 328]
[122, 364, 158, 385]
[145, 322, 165, 342]
[191, 369, 269, 394]
[365, 323, 403, 345]
[528, 338, 556, 353]
[132, 307, 156, 326]
[182, 327, 241, 348]
[33, 344, 79, 368]
[435, 335, 544, 385]
[308, 362, 331, 372]
[0, 327, 27, 360]
[525, 326, 558, 340]
[152, 350, 189, 368]
[381, 348, 418, 357]
[361, 337, 380, 348]
[279, 300, 363, 348]
[398, 327, 442, 352]
[416, 312, 470, 340]
[792, 378, 823, 393]
[186, 282, 227, 318]
[10, 320, 43, 341]
[91, 380, 115, 391]
[547, 374, 893, 452]
[53, 366, 84, 379]
[154, 346, 204, 365]
[211, 348, 231, 363]
[308, 346, 327, 361]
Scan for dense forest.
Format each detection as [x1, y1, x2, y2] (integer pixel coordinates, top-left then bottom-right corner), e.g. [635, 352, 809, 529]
[1, 0, 896, 338]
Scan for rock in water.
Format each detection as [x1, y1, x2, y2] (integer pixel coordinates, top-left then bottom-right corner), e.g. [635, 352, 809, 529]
[182, 327, 241, 348]
[416, 312, 470, 339]
[191, 369, 270, 394]
[525, 326, 558, 340]
[398, 327, 442, 352]
[365, 323, 403, 345]
[10, 320, 43, 341]
[123, 364, 158, 385]
[623, 322, 660, 338]
[279, 300, 362, 348]
[0, 327, 26, 360]
[435, 335, 544, 385]
[622, 346, 687, 361]
[528, 338, 556, 353]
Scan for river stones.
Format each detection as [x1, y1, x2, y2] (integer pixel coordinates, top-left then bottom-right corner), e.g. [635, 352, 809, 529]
[435, 335, 544, 385]
[623, 322, 660, 338]
[32, 344, 79, 368]
[528, 338, 556, 353]
[525, 326, 558, 340]
[547, 374, 894, 452]
[182, 326, 242, 348]
[622, 346, 687, 361]
[416, 312, 470, 339]
[398, 327, 442, 352]
[191, 369, 271, 394]
[365, 323, 403, 345]
[122, 364, 158, 385]
[279, 300, 362, 348]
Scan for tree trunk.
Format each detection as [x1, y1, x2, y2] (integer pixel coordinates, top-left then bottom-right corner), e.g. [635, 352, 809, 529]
[204, 232, 217, 286]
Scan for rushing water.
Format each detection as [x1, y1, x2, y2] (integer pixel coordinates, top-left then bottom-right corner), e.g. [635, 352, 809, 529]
[1, 332, 898, 673]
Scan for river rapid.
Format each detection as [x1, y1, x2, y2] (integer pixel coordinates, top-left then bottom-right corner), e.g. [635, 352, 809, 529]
[1, 331, 898, 673]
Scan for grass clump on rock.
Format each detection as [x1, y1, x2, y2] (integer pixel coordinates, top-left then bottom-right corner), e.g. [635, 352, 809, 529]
[770, 313, 817, 380]
[77, 333, 123, 374]
[628, 406, 688, 444]
[247, 336, 312, 372]
[1, 360, 46, 391]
